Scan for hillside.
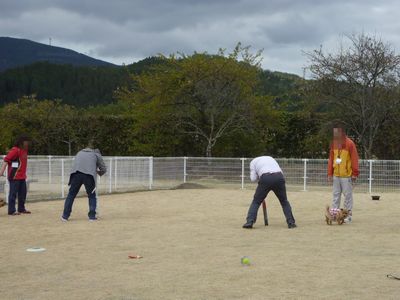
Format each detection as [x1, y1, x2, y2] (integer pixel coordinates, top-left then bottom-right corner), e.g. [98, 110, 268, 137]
[0, 37, 114, 72]
[0, 56, 168, 106]
[0, 37, 303, 106]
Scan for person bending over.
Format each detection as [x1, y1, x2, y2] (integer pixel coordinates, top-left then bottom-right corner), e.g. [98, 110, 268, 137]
[61, 142, 107, 221]
[243, 156, 296, 229]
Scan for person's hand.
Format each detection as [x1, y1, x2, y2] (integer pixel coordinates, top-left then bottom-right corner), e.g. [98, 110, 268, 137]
[327, 176, 333, 183]
[351, 176, 357, 184]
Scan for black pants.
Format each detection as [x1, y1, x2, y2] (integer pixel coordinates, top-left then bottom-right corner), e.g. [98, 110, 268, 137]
[62, 172, 97, 220]
[246, 173, 295, 225]
[8, 179, 27, 215]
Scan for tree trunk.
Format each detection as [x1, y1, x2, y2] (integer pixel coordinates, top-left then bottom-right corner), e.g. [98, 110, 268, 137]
[361, 141, 372, 159]
[206, 141, 212, 157]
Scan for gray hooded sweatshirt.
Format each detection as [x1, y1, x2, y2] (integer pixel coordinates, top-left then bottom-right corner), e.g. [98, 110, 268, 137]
[69, 148, 107, 185]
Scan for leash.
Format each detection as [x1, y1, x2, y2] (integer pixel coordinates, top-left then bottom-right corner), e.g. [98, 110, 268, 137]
[387, 274, 400, 280]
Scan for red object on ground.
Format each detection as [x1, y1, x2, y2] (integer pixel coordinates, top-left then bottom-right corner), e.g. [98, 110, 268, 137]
[128, 255, 143, 259]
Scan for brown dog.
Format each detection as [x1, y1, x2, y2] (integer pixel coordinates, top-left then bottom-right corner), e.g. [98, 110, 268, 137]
[325, 205, 349, 225]
[0, 199, 5, 208]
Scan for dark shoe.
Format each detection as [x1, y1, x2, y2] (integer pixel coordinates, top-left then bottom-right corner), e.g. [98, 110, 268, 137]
[89, 217, 98, 222]
[288, 223, 297, 229]
[8, 212, 21, 216]
[19, 210, 31, 214]
[242, 222, 253, 229]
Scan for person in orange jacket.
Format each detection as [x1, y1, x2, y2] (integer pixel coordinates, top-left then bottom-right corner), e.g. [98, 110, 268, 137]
[328, 124, 359, 223]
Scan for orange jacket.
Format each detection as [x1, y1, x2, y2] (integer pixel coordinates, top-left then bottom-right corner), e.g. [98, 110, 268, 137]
[328, 137, 359, 177]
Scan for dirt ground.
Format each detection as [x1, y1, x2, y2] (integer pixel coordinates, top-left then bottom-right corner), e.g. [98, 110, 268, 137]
[0, 188, 399, 300]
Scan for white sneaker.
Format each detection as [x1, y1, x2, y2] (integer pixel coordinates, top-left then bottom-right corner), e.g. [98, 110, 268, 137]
[344, 216, 352, 223]
[61, 216, 68, 222]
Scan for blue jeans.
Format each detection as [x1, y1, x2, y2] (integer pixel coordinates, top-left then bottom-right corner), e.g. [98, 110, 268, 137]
[8, 179, 27, 214]
[62, 172, 97, 220]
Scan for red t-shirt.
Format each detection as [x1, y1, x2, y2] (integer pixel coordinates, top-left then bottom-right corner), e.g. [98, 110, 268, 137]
[4, 147, 28, 180]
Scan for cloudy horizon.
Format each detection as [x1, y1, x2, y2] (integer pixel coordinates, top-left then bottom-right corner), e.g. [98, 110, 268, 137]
[1, 0, 399, 75]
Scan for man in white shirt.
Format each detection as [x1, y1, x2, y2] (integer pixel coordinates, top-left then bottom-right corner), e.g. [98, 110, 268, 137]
[243, 156, 296, 229]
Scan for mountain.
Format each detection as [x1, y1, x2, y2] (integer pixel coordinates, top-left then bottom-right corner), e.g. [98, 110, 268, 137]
[0, 37, 114, 72]
[0, 37, 302, 107]
[0, 57, 165, 106]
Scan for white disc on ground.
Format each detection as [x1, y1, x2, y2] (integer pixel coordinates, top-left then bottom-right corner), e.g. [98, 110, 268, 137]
[26, 247, 46, 253]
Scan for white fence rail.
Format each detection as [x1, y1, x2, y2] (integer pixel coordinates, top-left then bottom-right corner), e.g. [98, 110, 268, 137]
[2, 156, 400, 201]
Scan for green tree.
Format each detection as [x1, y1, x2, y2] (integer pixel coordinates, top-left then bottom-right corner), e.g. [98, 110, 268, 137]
[118, 44, 263, 157]
[0, 97, 77, 154]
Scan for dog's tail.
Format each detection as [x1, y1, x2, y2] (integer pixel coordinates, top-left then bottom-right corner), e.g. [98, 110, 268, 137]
[326, 205, 330, 214]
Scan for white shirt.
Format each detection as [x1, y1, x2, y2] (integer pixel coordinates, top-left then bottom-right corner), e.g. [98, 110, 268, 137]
[250, 156, 282, 182]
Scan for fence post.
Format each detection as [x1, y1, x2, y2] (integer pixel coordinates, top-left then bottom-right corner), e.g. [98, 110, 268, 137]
[61, 159, 65, 198]
[368, 160, 373, 194]
[114, 157, 118, 191]
[149, 156, 153, 190]
[48, 155, 52, 184]
[302, 159, 308, 191]
[241, 158, 245, 190]
[108, 158, 113, 194]
[183, 157, 187, 183]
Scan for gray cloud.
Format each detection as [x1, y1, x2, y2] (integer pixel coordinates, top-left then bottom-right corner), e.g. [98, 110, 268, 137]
[0, 0, 399, 74]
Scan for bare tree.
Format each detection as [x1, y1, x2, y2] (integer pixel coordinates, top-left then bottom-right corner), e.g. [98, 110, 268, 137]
[305, 33, 400, 158]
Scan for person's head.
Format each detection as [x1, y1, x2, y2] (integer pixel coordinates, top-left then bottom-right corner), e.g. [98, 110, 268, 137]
[14, 135, 31, 150]
[86, 138, 97, 150]
[332, 121, 346, 143]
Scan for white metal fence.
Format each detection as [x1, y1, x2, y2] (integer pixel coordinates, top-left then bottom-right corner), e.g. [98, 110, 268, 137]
[2, 156, 400, 201]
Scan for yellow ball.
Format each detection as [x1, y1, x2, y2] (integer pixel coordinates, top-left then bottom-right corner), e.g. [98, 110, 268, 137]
[241, 256, 250, 265]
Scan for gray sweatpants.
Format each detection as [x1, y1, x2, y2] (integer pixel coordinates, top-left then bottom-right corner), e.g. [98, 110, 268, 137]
[332, 176, 353, 213]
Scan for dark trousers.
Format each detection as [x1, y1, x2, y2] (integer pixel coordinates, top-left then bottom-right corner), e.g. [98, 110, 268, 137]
[62, 172, 97, 220]
[8, 179, 27, 214]
[246, 173, 295, 225]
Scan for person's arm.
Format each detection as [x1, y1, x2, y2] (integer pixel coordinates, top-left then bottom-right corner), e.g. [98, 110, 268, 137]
[95, 150, 107, 176]
[250, 160, 258, 182]
[0, 162, 7, 177]
[327, 144, 334, 180]
[350, 142, 359, 178]
[1, 148, 18, 176]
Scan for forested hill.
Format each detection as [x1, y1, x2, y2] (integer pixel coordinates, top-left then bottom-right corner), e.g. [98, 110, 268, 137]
[0, 58, 303, 107]
[0, 57, 167, 106]
[0, 37, 114, 72]
[0, 37, 303, 106]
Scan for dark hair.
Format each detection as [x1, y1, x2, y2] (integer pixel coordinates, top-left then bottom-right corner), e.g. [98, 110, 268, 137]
[87, 138, 96, 149]
[331, 120, 346, 132]
[14, 135, 31, 148]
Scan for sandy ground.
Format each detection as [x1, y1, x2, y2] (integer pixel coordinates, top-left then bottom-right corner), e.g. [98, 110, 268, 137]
[0, 188, 399, 300]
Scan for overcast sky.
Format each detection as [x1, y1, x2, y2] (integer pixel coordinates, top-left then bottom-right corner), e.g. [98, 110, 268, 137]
[1, 0, 399, 75]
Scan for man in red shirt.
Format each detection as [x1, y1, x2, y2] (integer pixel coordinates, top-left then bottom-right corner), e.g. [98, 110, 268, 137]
[0, 136, 31, 215]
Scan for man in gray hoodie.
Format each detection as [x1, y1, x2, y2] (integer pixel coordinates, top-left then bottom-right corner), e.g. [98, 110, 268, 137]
[61, 144, 107, 221]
